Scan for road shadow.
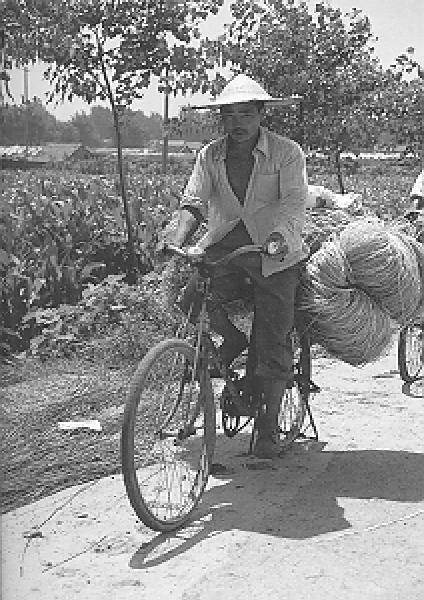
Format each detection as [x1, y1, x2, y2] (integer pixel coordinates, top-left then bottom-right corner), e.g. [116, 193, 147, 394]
[130, 442, 424, 569]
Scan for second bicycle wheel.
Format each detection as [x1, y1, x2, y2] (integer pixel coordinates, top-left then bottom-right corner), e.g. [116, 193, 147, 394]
[277, 329, 311, 449]
[121, 338, 216, 532]
[398, 324, 423, 383]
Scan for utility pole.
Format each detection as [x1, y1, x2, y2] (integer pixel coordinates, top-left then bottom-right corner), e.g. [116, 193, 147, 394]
[0, 28, 10, 109]
[161, 65, 169, 174]
[0, 29, 5, 108]
[23, 65, 29, 157]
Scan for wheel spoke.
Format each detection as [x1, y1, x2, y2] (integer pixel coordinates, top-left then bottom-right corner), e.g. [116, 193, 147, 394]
[399, 325, 423, 383]
[276, 330, 309, 448]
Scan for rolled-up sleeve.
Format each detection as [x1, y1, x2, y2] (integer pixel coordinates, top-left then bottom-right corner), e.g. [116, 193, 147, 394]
[274, 145, 308, 251]
[411, 171, 424, 202]
[180, 148, 211, 220]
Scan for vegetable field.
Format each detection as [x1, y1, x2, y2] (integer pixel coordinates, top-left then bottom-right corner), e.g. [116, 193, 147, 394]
[0, 160, 188, 356]
[0, 157, 421, 513]
[1, 158, 419, 359]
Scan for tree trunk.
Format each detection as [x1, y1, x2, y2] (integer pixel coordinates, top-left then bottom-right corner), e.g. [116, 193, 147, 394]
[112, 107, 137, 284]
[97, 31, 137, 284]
[297, 99, 304, 147]
[335, 149, 345, 194]
[162, 66, 169, 174]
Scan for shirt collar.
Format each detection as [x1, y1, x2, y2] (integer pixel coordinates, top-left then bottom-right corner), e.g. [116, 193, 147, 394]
[255, 127, 269, 157]
[212, 126, 270, 161]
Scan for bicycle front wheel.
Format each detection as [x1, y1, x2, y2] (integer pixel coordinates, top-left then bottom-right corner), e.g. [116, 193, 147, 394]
[398, 324, 423, 383]
[121, 339, 216, 532]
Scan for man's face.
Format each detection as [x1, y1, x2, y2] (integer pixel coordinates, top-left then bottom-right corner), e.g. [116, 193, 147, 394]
[220, 102, 262, 143]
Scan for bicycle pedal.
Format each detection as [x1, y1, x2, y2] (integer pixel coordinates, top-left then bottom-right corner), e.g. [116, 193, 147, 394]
[222, 399, 257, 418]
[222, 412, 254, 437]
[220, 376, 259, 418]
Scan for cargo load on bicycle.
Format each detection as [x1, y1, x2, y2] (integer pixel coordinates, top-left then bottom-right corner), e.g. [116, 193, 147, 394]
[298, 216, 424, 366]
[160, 199, 423, 368]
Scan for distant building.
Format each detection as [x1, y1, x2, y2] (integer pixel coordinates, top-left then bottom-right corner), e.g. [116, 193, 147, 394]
[147, 139, 204, 154]
[38, 143, 82, 162]
[0, 145, 48, 168]
[68, 145, 95, 161]
[0, 143, 97, 168]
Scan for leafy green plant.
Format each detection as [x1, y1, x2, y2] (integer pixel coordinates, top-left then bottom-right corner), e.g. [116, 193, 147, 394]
[0, 162, 191, 355]
[23, 272, 180, 360]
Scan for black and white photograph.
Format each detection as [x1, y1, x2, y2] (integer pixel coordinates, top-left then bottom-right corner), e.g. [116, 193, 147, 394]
[1, 0, 423, 598]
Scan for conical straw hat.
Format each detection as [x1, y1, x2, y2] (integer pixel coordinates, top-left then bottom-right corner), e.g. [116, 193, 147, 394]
[190, 74, 299, 109]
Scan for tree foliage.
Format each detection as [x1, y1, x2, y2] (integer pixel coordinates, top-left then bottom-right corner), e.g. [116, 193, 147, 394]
[2, 0, 224, 104]
[201, 0, 383, 153]
[0, 98, 56, 144]
[168, 106, 221, 142]
[2, 0, 224, 281]
[0, 101, 164, 146]
[379, 50, 423, 155]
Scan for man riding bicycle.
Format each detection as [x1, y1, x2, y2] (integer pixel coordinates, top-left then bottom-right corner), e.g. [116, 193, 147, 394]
[404, 169, 424, 242]
[409, 169, 424, 211]
[160, 74, 309, 458]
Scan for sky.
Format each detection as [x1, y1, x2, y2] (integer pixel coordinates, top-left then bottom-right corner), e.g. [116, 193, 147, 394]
[7, 0, 424, 121]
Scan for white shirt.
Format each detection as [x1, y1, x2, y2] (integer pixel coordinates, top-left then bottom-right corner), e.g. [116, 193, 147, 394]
[181, 127, 309, 276]
[411, 170, 424, 201]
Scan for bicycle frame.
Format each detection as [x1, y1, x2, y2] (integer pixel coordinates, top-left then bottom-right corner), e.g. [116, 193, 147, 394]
[181, 265, 249, 416]
[166, 242, 320, 441]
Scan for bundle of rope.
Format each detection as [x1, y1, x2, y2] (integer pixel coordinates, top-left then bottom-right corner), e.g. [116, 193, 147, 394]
[299, 217, 423, 365]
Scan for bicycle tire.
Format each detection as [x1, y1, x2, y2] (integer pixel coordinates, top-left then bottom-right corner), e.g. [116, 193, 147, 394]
[278, 329, 311, 449]
[398, 324, 423, 383]
[121, 338, 216, 532]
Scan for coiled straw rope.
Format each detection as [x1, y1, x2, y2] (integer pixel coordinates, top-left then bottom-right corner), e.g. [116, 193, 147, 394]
[338, 219, 421, 325]
[299, 218, 423, 365]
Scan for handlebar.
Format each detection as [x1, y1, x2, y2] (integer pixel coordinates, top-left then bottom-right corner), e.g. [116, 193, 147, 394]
[164, 243, 264, 267]
[404, 208, 424, 222]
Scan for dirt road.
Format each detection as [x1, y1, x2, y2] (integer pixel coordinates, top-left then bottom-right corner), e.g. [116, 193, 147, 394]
[2, 341, 424, 600]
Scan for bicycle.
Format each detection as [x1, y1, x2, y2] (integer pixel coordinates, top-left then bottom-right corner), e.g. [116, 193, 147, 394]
[398, 322, 424, 383]
[397, 210, 423, 384]
[121, 242, 319, 532]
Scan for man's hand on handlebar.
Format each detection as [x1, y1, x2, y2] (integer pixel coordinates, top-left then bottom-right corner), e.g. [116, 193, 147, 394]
[263, 232, 289, 260]
[185, 245, 206, 262]
[404, 209, 424, 225]
[156, 240, 206, 263]
[158, 233, 290, 267]
[155, 239, 169, 255]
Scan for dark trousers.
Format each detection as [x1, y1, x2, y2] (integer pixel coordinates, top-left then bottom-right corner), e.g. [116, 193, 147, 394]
[180, 223, 300, 382]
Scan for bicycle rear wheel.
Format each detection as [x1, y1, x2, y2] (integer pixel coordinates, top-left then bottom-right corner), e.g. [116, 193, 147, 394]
[277, 330, 311, 449]
[121, 339, 216, 532]
[398, 324, 423, 383]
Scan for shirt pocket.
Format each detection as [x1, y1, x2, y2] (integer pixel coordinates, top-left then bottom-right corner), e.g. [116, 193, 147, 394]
[254, 172, 280, 204]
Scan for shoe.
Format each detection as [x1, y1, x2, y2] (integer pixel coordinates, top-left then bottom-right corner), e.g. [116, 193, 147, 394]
[253, 432, 280, 459]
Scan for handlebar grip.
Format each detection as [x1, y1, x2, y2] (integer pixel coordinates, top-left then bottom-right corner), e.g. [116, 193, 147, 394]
[164, 244, 188, 258]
